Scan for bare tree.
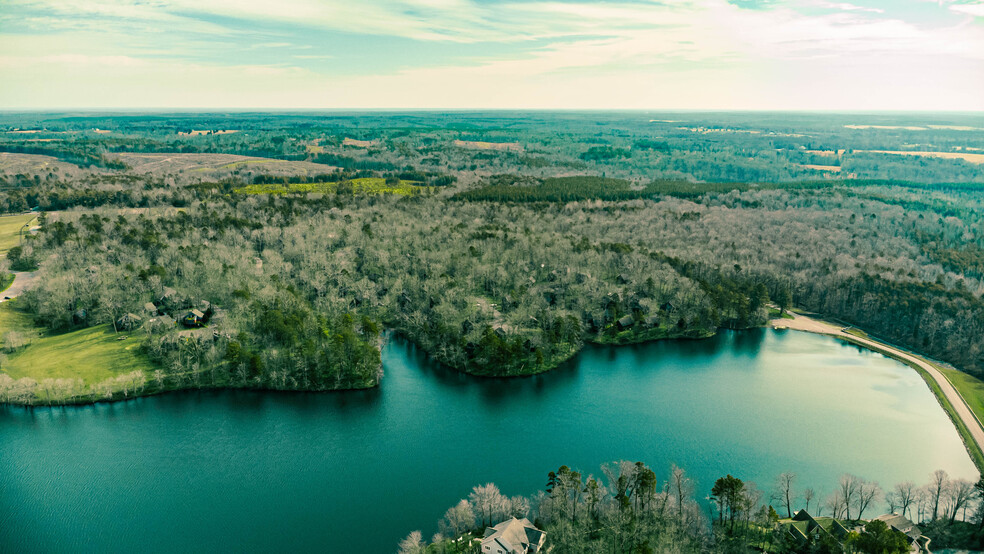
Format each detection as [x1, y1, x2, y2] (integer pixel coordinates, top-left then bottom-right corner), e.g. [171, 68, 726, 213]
[825, 490, 847, 519]
[397, 530, 424, 554]
[839, 474, 862, 520]
[671, 464, 693, 523]
[3, 330, 26, 352]
[469, 483, 506, 527]
[774, 472, 797, 518]
[930, 470, 949, 521]
[854, 480, 881, 520]
[893, 481, 917, 519]
[885, 491, 899, 514]
[508, 495, 530, 519]
[438, 500, 475, 539]
[945, 479, 976, 523]
[803, 488, 815, 514]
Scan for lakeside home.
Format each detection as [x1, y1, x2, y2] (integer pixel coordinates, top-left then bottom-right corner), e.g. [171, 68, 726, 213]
[481, 518, 546, 554]
[780, 510, 930, 552]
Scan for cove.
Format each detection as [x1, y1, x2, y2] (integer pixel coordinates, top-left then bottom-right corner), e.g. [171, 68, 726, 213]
[0, 328, 976, 553]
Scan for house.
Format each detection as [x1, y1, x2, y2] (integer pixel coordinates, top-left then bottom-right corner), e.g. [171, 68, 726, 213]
[873, 513, 930, 552]
[601, 292, 621, 310]
[158, 286, 177, 304]
[780, 510, 850, 545]
[616, 315, 635, 331]
[182, 309, 205, 328]
[116, 313, 142, 331]
[143, 302, 159, 316]
[157, 286, 181, 311]
[481, 518, 546, 554]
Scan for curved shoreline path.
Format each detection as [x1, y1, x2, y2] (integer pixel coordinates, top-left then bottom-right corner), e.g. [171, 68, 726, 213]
[773, 311, 984, 461]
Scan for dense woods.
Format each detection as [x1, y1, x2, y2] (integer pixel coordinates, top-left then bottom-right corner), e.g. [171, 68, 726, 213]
[1, 112, 983, 403]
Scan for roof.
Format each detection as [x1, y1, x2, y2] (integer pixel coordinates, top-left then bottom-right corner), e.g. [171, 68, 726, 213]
[874, 513, 922, 540]
[524, 527, 546, 547]
[784, 510, 851, 542]
[792, 510, 813, 522]
[787, 521, 809, 541]
[188, 309, 204, 318]
[481, 518, 546, 553]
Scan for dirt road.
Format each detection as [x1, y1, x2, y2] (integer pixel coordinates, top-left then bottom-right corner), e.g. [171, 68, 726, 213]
[0, 271, 38, 303]
[773, 311, 984, 460]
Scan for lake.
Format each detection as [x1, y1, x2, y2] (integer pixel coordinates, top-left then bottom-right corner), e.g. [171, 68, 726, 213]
[0, 328, 976, 553]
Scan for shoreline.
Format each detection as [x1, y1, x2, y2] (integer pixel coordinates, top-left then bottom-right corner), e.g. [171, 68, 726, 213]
[771, 311, 984, 473]
[7, 308, 984, 474]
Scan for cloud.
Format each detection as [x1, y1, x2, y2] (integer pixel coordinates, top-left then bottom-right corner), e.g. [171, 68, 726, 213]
[0, 0, 982, 109]
[950, 2, 984, 16]
[813, 1, 884, 14]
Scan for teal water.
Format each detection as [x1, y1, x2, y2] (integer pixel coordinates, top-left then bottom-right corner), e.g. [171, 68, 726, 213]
[0, 329, 976, 553]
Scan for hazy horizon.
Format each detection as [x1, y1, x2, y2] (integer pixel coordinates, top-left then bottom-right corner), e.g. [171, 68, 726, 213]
[2, 0, 983, 112]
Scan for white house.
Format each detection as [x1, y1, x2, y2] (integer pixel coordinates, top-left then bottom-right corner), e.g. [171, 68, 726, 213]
[480, 517, 546, 554]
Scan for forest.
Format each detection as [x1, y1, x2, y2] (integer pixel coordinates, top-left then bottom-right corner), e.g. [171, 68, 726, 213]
[398, 461, 982, 553]
[0, 112, 983, 405]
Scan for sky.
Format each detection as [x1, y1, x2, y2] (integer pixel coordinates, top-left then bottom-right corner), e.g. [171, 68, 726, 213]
[0, 0, 982, 110]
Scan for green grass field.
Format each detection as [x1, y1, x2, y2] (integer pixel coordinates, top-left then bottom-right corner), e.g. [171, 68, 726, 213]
[938, 365, 984, 425]
[236, 178, 428, 196]
[0, 302, 156, 394]
[0, 213, 36, 254]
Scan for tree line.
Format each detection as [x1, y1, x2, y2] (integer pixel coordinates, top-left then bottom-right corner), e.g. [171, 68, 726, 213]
[399, 463, 983, 554]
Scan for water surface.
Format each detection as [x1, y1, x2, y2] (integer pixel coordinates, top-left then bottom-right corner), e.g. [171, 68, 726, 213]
[0, 329, 976, 553]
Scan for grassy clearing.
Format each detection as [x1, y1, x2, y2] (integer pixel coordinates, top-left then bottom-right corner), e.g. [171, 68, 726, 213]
[217, 159, 285, 169]
[0, 301, 157, 401]
[835, 335, 984, 472]
[0, 213, 36, 254]
[843, 327, 869, 339]
[0, 300, 41, 337]
[768, 308, 794, 320]
[236, 178, 428, 196]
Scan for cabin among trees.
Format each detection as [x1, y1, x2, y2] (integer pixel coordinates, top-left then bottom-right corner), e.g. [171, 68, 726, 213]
[182, 309, 205, 327]
[115, 312, 142, 332]
[780, 510, 850, 545]
[873, 513, 931, 552]
[480, 517, 546, 554]
[616, 315, 635, 331]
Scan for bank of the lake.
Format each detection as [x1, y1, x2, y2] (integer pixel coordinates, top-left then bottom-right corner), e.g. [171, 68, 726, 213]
[0, 329, 976, 553]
